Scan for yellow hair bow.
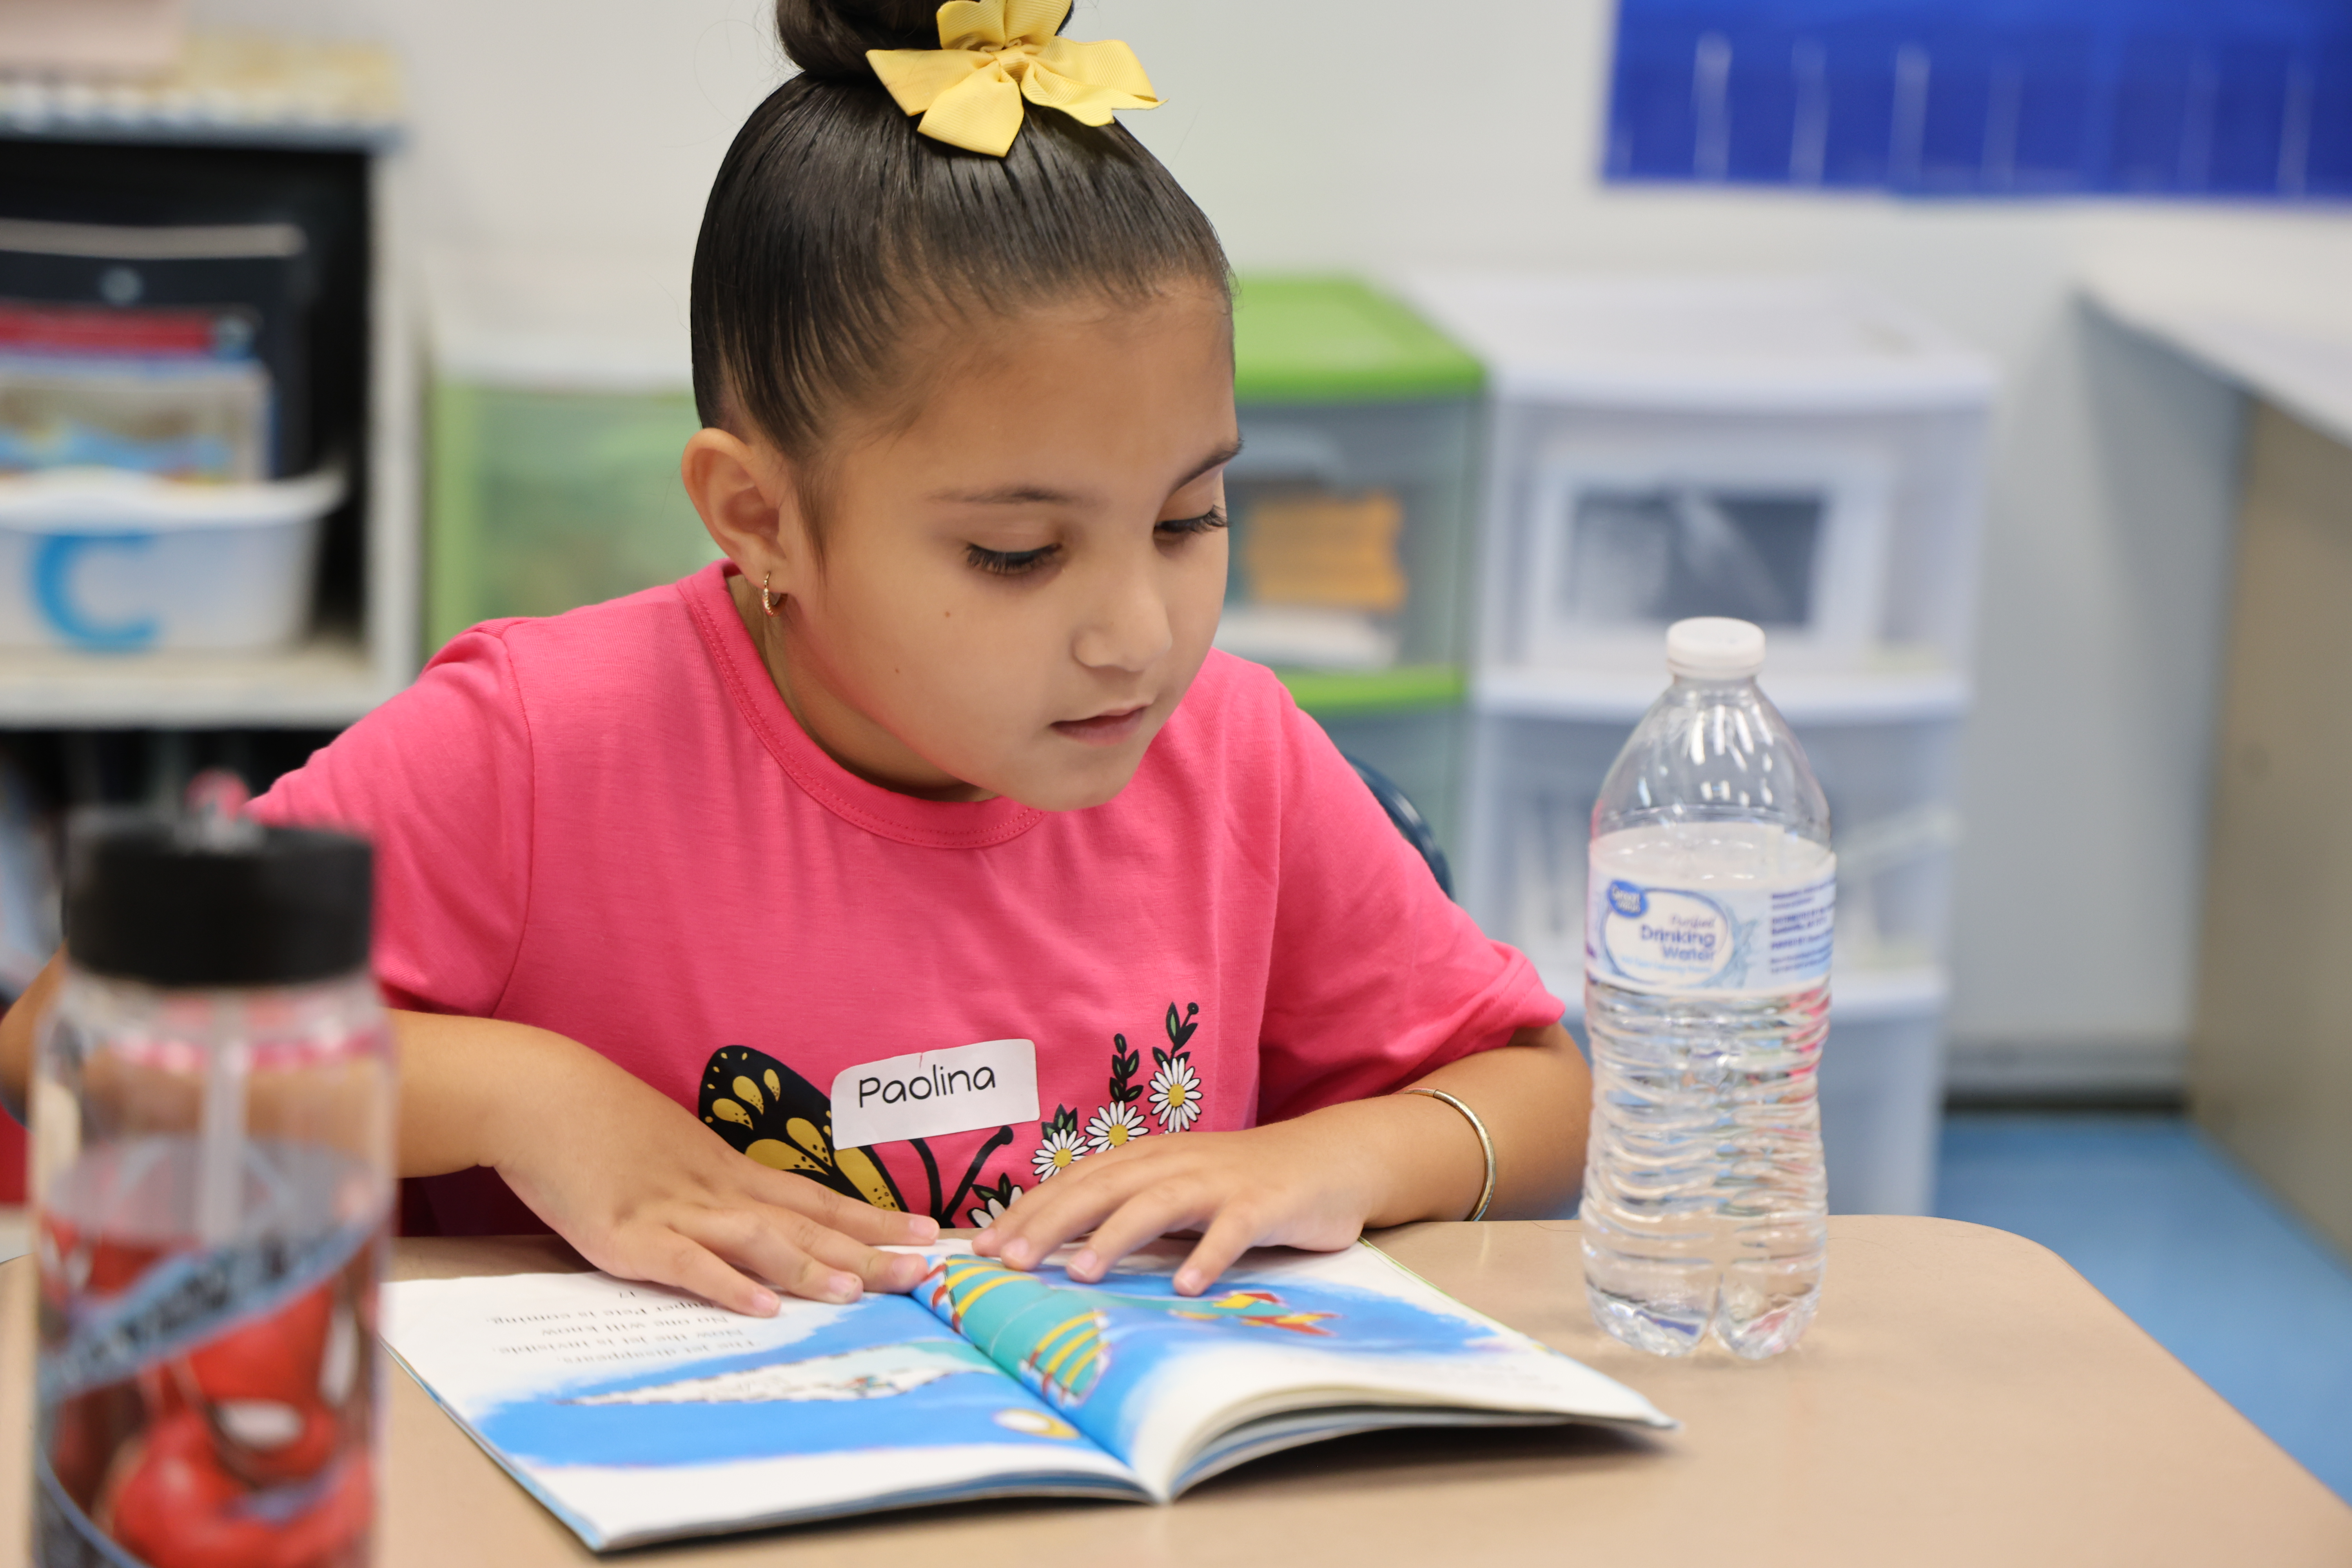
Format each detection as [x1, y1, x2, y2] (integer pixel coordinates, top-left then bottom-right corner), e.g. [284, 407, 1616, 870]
[867, 0, 1160, 158]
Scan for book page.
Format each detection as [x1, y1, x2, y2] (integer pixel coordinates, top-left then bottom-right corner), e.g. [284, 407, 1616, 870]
[380, 1270, 1142, 1550]
[909, 1241, 1672, 1497]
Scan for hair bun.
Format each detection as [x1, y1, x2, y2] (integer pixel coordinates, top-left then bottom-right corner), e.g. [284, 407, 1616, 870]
[776, 0, 942, 80]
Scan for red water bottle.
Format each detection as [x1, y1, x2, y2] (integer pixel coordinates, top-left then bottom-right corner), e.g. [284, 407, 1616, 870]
[30, 801, 387, 1568]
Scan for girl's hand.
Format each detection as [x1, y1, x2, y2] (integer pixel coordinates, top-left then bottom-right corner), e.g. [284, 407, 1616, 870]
[970, 1026, 1593, 1295]
[395, 1011, 939, 1317]
[969, 1115, 1399, 1297]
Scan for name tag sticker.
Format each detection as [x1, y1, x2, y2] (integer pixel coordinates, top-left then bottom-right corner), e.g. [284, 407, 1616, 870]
[829, 1039, 1040, 1150]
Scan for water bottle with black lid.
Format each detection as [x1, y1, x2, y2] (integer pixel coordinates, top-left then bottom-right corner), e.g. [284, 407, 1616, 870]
[1579, 618, 1833, 1359]
[30, 781, 389, 1566]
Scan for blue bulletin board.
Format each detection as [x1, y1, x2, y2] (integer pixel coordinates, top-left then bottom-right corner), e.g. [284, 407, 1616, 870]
[1604, 0, 2352, 199]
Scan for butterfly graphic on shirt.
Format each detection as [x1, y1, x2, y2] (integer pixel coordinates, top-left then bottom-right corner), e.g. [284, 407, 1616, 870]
[697, 1046, 1014, 1223]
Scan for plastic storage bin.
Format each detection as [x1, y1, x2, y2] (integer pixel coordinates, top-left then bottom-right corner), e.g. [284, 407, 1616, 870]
[1225, 278, 1483, 852]
[1463, 703, 1963, 986]
[425, 251, 717, 653]
[0, 465, 340, 652]
[1287, 675, 1467, 871]
[1407, 274, 1992, 688]
[1224, 277, 1482, 676]
[1416, 273, 1996, 1214]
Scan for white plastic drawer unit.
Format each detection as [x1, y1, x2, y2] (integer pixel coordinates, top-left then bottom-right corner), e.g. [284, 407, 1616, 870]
[1522, 439, 1891, 666]
[1461, 701, 1965, 996]
[1404, 273, 1996, 681]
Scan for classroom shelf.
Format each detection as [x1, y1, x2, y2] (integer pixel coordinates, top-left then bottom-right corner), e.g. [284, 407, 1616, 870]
[0, 37, 417, 733]
[0, 633, 383, 726]
[0, 35, 401, 152]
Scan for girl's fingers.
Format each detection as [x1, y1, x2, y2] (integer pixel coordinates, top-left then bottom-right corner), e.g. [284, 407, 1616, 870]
[680, 1208, 860, 1304]
[1171, 1208, 1267, 1297]
[1062, 1186, 1221, 1283]
[626, 1231, 782, 1319]
[758, 1209, 934, 1294]
[742, 1164, 938, 1247]
[682, 1206, 911, 1303]
[985, 1160, 1166, 1269]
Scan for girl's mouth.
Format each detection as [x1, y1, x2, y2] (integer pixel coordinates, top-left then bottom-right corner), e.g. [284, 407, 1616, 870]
[1052, 704, 1149, 746]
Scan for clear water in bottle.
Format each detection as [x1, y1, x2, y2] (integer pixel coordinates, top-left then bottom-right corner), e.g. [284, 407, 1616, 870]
[1579, 618, 1833, 1360]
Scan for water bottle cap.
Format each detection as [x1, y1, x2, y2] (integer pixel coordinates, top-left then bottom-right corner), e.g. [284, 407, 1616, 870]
[64, 810, 373, 988]
[1666, 617, 1766, 680]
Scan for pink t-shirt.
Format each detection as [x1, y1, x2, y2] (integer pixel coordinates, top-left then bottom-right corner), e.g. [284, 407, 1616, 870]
[254, 562, 1560, 1235]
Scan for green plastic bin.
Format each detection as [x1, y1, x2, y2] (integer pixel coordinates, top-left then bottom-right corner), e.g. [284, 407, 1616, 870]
[1227, 276, 1485, 853]
[426, 379, 717, 654]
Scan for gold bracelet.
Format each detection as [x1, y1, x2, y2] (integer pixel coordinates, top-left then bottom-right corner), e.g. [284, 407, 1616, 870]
[1399, 1087, 1496, 1222]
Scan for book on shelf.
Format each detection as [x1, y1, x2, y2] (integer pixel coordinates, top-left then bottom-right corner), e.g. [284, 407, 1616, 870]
[0, 300, 270, 480]
[0, 217, 315, 475]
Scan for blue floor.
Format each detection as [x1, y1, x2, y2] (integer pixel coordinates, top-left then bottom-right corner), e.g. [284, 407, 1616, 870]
[1936, 1114, 2352, 1504]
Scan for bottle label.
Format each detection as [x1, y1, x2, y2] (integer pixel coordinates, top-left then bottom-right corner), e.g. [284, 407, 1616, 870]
[1586, 864, 1835, 996]
[34, 1146, 383, 1568]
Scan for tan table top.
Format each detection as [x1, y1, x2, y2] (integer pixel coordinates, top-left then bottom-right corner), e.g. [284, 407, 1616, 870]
[5, 1216, 2349, 1566]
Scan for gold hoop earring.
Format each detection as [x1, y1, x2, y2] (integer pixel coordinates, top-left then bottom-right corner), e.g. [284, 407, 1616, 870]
[760, 572, 782, 619]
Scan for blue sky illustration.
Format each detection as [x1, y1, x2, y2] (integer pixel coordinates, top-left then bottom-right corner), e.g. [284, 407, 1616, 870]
[476, 1300, 1084, 1468]
[473, 1259, 1522, 1471]
[918, 1258, 1511, 1457]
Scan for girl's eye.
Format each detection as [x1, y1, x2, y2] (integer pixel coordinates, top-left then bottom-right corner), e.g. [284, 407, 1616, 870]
[1156, 504, 1228, 541]
[966, 543, 1060, 577]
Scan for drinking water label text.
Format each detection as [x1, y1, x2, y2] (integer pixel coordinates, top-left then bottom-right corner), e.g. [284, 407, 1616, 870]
[829, 1039, 1040, 1150]
[1587, 867, 1835, 995]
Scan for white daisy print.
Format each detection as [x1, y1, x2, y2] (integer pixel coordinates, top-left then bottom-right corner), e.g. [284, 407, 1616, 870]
[1031, 1117, 1088, 1181]
[1148, 1054, 1203, 1132]
[965, 1174, 1021, 1229]
[1085, 1102, 1147, 1153]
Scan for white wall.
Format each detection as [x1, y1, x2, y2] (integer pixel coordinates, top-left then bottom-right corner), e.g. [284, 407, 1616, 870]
[192, 0, 2352, 1087]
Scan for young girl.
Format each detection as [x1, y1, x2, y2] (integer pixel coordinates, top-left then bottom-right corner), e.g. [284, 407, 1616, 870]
[0, 0, 1591, 1317]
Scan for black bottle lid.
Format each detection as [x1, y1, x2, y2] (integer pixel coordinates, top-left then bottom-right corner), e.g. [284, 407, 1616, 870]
[64, 811, 373, 988]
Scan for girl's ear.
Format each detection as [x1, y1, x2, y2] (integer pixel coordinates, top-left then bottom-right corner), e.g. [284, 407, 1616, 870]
[681, 428, 812, 590]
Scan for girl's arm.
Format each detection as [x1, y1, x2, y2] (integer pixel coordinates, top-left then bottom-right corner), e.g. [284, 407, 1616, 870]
[391, 1009, 937, 1313]
[1, 954, 936, 1315]
[971, 1019, 1592, 1296]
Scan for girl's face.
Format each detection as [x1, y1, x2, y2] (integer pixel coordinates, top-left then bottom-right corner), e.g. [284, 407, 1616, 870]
[687, 288, 1238, 811]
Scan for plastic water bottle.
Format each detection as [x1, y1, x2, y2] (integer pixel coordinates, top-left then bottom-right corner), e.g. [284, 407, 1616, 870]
[30, 793, 390, 1568]
[1579, 619, 1833, 1359]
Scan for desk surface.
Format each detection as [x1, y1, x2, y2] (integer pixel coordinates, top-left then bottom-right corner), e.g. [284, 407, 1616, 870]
[5, 1217, 2349, 1567]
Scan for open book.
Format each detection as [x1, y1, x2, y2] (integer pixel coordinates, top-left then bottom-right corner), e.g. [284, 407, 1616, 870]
[381, 1241, 1674, 1550]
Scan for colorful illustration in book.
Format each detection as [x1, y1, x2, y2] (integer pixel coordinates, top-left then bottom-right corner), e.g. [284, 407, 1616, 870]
[920, 1256, 1338, 1409]
[474, 1304, 1099, 1472]
[698, 1046, 1014, 1224]
[457, 1247, 1570, 1485]
[560, 1342, 998, 1407]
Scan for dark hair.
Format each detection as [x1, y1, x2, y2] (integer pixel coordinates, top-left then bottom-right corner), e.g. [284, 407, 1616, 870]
[691, 0, 1230, 478]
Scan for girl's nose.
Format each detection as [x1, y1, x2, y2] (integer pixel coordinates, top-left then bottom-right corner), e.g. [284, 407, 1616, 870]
[1071, 562, 1174, 673]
